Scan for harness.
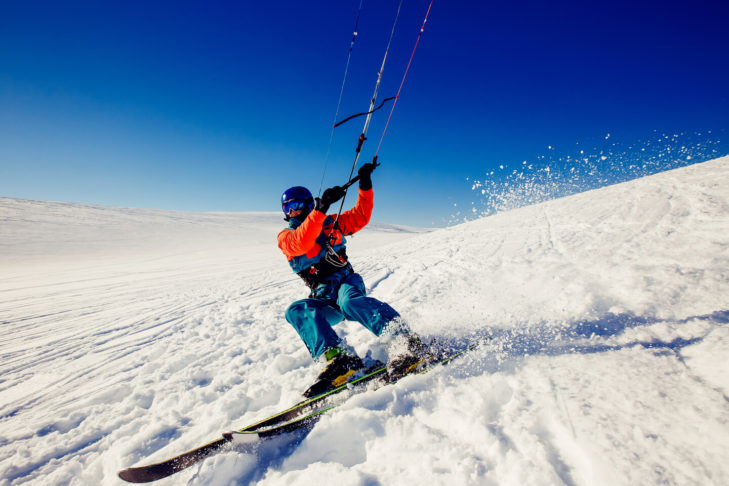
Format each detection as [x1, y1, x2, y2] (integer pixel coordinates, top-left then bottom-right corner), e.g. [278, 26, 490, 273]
[296, 242, 352, 291]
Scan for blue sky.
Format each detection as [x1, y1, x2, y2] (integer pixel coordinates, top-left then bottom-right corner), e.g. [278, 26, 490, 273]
[1, 1, 728, 227]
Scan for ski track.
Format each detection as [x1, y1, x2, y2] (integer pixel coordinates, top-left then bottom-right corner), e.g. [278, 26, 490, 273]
[1, 157, 729, 485]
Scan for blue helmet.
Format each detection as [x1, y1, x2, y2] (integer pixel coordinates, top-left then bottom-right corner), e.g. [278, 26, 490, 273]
[281, 186, 315, 221]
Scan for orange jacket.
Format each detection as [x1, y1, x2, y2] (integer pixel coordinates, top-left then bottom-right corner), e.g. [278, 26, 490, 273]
[278, 188, 373, 261]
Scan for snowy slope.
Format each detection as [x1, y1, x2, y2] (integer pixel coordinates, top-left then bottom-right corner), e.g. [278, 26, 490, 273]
[1, 156, 728, 485]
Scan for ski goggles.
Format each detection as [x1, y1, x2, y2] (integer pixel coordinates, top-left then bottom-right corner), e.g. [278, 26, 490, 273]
[282, 198, 309, 217]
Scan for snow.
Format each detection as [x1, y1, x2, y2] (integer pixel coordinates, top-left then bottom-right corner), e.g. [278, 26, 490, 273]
[2, 156, 729, 485]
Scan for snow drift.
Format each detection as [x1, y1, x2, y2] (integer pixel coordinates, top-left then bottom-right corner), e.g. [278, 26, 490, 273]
[1, 156, 728, 485]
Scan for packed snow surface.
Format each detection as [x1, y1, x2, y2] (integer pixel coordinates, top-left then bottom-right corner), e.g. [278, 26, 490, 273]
[2, 156, 729, 485]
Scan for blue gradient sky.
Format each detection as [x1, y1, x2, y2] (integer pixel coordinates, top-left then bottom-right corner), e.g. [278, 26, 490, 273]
[2, 1, 728, 226]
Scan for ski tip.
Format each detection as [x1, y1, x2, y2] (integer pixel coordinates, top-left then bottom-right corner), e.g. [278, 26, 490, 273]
[119, 464, 179, 483]
[118, 467, 154, 483]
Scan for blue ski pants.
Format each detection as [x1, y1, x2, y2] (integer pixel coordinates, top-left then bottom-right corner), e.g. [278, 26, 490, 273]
[285, 272, 400, 359]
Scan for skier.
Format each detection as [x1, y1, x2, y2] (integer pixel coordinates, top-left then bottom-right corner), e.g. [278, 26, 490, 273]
[278, 162, 430, 397]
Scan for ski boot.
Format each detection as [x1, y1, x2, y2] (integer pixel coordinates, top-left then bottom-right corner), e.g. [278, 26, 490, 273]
[386, 334, 436, 382]
[303, 346, 366, 398]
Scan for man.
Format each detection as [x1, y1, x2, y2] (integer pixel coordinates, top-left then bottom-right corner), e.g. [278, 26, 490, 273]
[278, 162, 429, 397]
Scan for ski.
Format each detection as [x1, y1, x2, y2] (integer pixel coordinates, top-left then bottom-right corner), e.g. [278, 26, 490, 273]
[118, 365, 387, 483]
[118, 341, 479, 483]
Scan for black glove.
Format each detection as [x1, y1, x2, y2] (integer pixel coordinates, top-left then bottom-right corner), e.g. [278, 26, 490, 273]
[357, 161, 378, 191]
[315, 185, 346, 213]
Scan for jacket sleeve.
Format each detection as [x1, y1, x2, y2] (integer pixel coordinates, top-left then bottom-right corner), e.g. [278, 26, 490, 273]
[335, 188, 373, 236]
[278, 210, 327, 259]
